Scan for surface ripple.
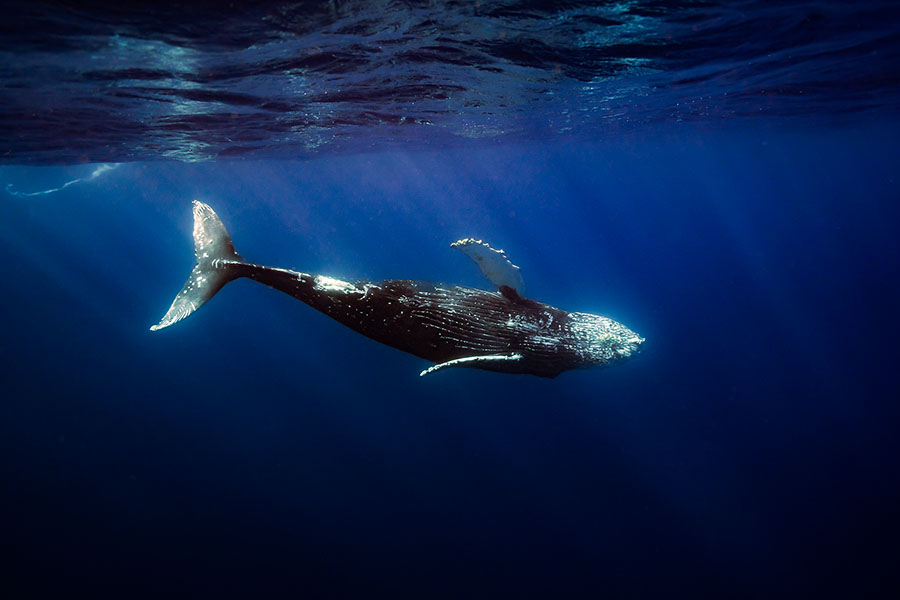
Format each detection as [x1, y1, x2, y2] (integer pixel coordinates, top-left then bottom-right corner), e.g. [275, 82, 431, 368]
[1, 0, 898, 163]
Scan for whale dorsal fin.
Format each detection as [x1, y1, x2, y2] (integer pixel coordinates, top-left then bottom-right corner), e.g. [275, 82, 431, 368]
[451, 238, 524, 293]
[419, 353, 524, 377]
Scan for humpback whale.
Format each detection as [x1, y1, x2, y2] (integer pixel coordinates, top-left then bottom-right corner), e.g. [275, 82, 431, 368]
[151, 202, 644, 378]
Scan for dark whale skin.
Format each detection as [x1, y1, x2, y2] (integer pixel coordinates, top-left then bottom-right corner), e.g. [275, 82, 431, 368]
[240, 264, 569, 376]
[235, 262, 639, 378]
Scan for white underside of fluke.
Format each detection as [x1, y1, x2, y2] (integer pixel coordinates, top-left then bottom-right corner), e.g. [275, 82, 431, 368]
[150, 201, 242, 331]
[419, 353, 524, 377]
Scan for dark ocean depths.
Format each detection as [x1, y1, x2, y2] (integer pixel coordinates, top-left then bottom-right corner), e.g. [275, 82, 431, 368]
[1, 1, 899, 597]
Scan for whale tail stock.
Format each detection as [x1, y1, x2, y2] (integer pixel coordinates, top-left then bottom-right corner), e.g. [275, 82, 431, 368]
[150, 201, 245, 331]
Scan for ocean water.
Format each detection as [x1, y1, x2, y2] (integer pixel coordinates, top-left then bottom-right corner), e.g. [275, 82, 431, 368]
[1, 1, 899, 597]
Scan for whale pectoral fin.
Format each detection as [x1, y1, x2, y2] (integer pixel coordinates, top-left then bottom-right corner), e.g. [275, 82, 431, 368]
[451, 238, 524, 294]
[419, 353, 524, 377]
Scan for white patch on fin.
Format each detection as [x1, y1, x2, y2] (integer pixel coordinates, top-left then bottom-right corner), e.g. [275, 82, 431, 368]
[419, 353, 523, 377]
[451, 238, 524, 292]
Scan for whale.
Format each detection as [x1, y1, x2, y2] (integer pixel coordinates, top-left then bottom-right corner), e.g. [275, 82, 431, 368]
[151, 201, 644, 378]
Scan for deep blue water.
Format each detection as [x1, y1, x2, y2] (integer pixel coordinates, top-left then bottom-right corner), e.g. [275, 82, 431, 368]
[2, 2, 900, 598]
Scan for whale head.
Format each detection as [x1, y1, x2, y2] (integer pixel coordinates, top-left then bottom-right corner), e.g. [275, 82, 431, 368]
[566, 312, 644, 369]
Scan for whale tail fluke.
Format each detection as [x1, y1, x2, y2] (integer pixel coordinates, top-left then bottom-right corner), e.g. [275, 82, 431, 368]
[151, 201, 245, 331]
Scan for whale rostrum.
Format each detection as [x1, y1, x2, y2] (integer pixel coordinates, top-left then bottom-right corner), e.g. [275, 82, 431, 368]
[152, 201, 644, 378]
